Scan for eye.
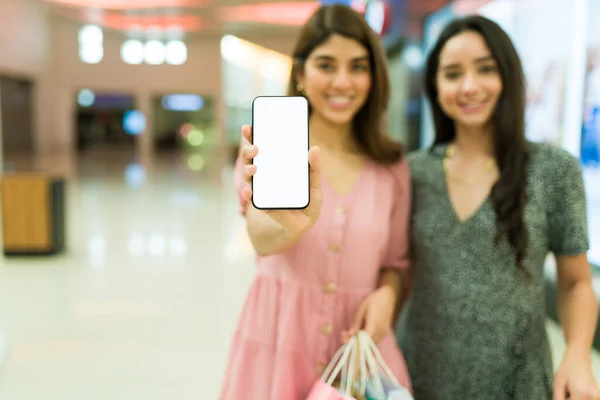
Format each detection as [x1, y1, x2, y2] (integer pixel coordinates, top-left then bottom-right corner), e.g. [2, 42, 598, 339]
[479, 64, 498, 73]
[352, 63, 369, 72]
[317, 63, 335, 72]
[444, 71, 461, 80]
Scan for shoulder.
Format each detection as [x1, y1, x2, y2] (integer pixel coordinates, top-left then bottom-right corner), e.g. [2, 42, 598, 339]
[386, 154, 410, 182]
[406, 147, 430, 164]
[372, 154, 411, 193]
[406, 145, 444, 179]
[528, 141, 581, 179]
[528, 141, 578, 166]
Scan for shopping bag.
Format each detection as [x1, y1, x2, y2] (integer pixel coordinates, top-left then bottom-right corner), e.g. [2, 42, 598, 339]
[357, 331, 414, 400]
[306, 336, 361, 400]
[306, 380, 356, 400]
[306, 331, 413, 400]
[365, 380, 412, 400]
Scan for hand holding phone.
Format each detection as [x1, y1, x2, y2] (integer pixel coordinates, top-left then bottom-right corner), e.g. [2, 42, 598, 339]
[239, 124, 322, 235]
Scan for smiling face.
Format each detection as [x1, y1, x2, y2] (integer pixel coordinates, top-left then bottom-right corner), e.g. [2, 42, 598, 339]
[296, 34, 372, 127]
[436, 30, 503, 131]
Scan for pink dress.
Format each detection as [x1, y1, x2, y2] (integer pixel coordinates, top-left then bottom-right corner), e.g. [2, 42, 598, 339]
[219, 153, 413, 400]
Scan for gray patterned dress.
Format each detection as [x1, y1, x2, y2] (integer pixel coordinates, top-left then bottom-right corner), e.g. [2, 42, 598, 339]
[395, 141, 589, 399]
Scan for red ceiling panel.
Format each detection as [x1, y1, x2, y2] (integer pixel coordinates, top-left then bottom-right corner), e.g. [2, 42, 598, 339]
[45, 0, 458, 39]
[99, 11, 207, 31]
[219, 2, 320, 26]
[44, 0, 211, 10]
[54, 5, 207, 31]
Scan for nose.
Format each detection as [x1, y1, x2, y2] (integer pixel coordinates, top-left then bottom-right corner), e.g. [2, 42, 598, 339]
[331, 68, 352, 89]
[460, 72, 479, 94]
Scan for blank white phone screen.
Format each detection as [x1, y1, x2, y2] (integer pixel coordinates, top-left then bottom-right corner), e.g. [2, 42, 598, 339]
[252, 96, 309, 209]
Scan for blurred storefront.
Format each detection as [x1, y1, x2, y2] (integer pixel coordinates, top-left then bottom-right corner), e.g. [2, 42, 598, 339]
[220, 35, 292, 164]
[582, 0, 600, 269]
[371, 0, 416, 147]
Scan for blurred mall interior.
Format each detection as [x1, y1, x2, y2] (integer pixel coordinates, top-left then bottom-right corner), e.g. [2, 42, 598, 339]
[0, 0, 599, 398]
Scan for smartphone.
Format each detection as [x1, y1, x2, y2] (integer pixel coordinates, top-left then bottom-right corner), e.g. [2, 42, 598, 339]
[251, 96, 310, 210]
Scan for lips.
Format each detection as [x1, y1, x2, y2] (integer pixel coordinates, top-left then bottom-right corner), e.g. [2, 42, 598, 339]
[326, 96, 353, 110]
[458, 100, 488, 113]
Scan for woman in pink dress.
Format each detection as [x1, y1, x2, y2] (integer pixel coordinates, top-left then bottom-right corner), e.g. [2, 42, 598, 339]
[219, 5, 412, 399]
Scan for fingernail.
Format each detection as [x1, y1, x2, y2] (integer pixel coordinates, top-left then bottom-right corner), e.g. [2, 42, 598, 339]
[244, 165, 253, 174]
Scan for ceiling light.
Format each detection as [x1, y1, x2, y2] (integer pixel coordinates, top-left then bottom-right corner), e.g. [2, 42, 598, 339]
[121, 40, 144, 65]
[165, 40, 187, 65]
[79, 44, 103, 64]
[144, 40, 166, 65]
[79, 24, 103, 45]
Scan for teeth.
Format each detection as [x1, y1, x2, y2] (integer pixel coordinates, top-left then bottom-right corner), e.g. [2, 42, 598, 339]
[462, 102, 484, 107]
[328, 97, 351, 104]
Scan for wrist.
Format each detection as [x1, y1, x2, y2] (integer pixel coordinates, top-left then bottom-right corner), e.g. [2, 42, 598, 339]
[376, 285, 397, 301]
[284, 223, 307, 237]
[377, 270, 401, 297]
[281, 223, 311, 243]
[565, 343, 592, 360]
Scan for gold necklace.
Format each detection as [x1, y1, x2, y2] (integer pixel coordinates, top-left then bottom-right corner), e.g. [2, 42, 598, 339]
[443, 143, 495, 185]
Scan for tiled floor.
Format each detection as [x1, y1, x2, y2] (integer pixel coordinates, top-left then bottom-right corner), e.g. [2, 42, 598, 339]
[0, 150, 598, 399]
[0, 150, 254, 399]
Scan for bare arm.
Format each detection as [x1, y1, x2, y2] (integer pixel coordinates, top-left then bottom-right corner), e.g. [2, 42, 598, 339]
[378, 267, 412, 319]
[547, 151, 598, 355]
[552, 253, 600, 399]
[377, 268, 401, 296]
[557, 253, 598, 355]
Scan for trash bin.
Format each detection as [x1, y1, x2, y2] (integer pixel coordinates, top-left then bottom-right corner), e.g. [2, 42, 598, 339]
[1, 173, 65, 255]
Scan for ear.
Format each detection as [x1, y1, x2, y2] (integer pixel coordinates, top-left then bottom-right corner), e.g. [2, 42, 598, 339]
[294, 62, 305, 89]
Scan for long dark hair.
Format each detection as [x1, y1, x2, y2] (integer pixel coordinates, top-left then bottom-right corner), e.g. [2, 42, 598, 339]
[424, 15, 531, 277]
[288, 4, 403, 164]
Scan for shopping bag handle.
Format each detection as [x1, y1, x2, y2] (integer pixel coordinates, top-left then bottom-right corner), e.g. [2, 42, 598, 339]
[319, 336, 365, 397]
[322, 336, 357, 386]
[358, 331, 402, 389]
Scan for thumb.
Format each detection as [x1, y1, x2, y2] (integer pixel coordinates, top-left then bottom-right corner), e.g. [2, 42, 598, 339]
[308, 146, 321, 191]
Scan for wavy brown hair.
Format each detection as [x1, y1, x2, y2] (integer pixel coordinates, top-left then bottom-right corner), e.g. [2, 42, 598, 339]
[424, 15, 531, 277]
[287, 4, 403, 164]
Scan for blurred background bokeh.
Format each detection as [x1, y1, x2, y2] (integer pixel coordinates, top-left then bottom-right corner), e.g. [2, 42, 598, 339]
[0, 0, 598, 398]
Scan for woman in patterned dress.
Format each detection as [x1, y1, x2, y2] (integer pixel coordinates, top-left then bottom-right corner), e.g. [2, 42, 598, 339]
[219, 5, 412, 399]
[395, 15, 600, 400]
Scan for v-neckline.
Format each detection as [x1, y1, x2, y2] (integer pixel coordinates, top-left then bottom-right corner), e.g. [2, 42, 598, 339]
[438, 144, 491, 225]
[322, 159, 371, 201]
